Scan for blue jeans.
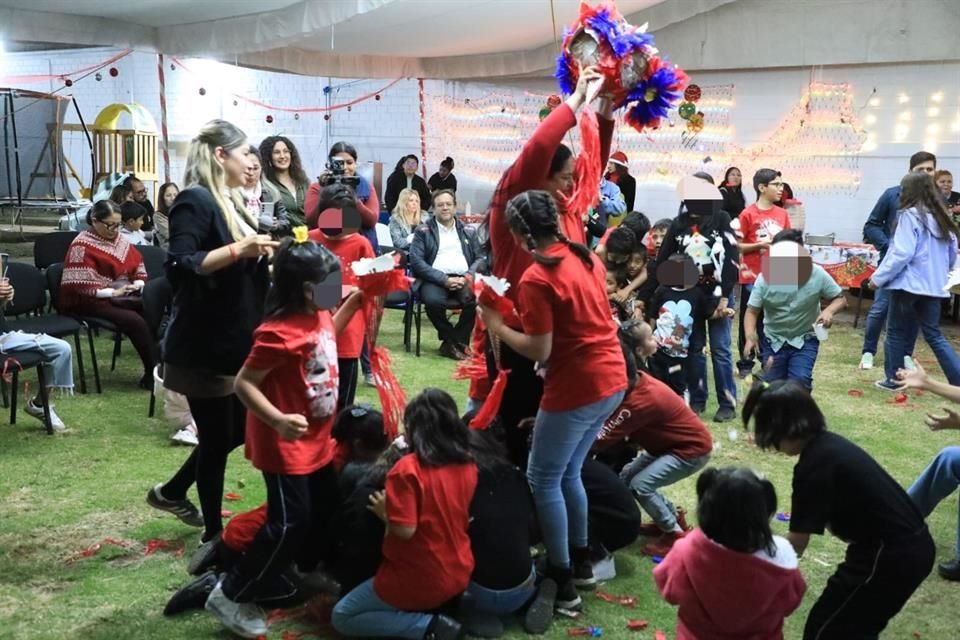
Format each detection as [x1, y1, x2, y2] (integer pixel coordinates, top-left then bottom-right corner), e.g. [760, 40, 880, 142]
[527, 390, 625, 568]
[885, 291, 960, 385]
[908, 446, 960, 557]
[464, 568, 537, 615]
[760, 335, 820, 390]
[862, 286, 891, 355]
[332, 578, 433, 639]
[688, 314, 736, 411]
[620, 452, 711, 531]
[0, 331, 74, 390]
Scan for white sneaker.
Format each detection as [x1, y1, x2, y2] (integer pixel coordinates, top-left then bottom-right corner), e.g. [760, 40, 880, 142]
[24, 399, 65, 431]
[591, 553, 616, 582]
[205, 582, 267, 639]
[903, 356, 918, 372]
[859, 352, 874, 370]
[364, 373, 376, 387]
[171, 423, 198, 446]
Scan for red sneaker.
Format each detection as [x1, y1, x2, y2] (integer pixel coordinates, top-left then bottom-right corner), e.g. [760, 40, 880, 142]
[641, 531, 685, 557]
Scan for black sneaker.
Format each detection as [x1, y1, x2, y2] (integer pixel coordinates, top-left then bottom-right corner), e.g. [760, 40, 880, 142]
[163, 570, 219, 616]
[571, 547, 597, 591]
[146, 484, 203, 528]
[555, 578, 582, 612]
[523, 578, 557, 635]
[713, 407, 736, 423]
[424, 614, 462, 640]
[690, 404, 706, 415]
[938, 557, 960, 581]
[874, 379, 900, 392]
[187, 532, 222, 576]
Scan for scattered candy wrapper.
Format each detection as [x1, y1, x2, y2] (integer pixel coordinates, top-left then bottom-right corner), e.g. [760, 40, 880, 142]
[224, 492, 243, 501]
[351, 252, 397, 276]
[654, 631, 668, 640]
[651, 555, 664, 564]
[894, 393, 908, 404]
[64, 538, 131, 564]
[221, 509, 233, 518]
[144, 538, 185, 557]
[775, 511, 791, 522]
[847, 389, 863, 397]
[596, 590, 638, 608]
[626, 620, 649, 631]
[567, 626, 603, 637]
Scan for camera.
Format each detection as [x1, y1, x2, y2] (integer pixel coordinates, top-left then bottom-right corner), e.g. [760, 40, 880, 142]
[320, 158, 359, 187]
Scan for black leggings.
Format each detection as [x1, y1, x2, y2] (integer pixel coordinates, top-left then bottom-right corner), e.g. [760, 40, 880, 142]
[338, 358, 358, 412]
[488, 340, 543, 469]
[161, 394, 246, 540]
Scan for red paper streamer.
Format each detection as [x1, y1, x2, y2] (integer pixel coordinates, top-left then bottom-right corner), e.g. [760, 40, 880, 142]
[469, 368, 510, 430]
[626, 620, 649, 631]
[144, 538, 185, 557]
[654, 631, 668, 640]
[64, 538, 131, 564]
[595, 590, 638, 608]
[563, 106, 602, 226]
[0, 49, 133, 85]
[224, 492, 243, 501]
[356, 268, 411, 439]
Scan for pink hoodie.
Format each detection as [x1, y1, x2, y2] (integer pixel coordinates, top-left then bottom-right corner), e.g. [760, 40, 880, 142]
[653, 528, 806, 640]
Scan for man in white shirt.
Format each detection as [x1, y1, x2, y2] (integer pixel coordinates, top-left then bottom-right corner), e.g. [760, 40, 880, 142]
[408, 190, 479, 360]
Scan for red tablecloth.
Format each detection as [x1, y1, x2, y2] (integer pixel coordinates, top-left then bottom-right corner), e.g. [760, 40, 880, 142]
[805, 242, 879, 288]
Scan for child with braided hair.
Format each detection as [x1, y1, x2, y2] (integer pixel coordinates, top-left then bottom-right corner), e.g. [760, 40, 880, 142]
[480, 189, 626, 615]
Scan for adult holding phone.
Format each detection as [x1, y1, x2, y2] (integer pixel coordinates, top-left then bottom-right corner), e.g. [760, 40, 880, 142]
[305, 141, 380, 231]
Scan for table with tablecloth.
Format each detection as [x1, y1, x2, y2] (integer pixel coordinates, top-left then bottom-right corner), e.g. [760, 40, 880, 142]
[805, 242, 879, 288]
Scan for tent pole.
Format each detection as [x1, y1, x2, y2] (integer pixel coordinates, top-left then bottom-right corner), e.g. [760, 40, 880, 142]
[418, 78, 426, 178]
[157, 54, 171, 183]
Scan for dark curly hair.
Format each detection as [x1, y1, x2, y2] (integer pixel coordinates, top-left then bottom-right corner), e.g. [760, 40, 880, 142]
[259, 135, 308, 188]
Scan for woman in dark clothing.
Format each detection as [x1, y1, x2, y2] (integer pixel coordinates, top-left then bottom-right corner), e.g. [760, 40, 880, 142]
[147, 119, 277, 543]
[428, 157, 458, 194]
[383, 154, 432, 212]
[719, 166, 746, 218]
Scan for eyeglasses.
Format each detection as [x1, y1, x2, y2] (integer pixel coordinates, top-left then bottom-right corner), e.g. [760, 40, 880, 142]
[95, 220, 122, 230]
[766, 181, 785, 188]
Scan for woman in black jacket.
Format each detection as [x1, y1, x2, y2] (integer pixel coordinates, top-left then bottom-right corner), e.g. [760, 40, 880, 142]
[719, 166, 746, 218]
[383, 154, 431, 212]
[147, 119, 277, 544]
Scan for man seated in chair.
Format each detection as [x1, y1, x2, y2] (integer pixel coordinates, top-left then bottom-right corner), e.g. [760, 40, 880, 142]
[408, 189, 479, 360]
[0, 280, 74, 431]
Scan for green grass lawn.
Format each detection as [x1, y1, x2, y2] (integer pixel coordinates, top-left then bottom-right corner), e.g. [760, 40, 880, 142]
[0, 304, 958, 639]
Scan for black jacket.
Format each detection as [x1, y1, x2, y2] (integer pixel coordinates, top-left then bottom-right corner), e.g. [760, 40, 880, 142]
[164, 187, 269, 375]
[408, 217, 480, 288]
[384, 172, 432, 212]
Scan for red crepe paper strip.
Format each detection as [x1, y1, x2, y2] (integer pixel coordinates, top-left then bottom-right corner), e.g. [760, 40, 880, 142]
[64, 538, 131, 564]
[595, 589, 637, 607]
[562, 105, 602, 227]
[626, 620, 649, 631]
[469, 367, 511, 430]
[654, 631, 668, 640]
[225, 492, 243, 501]
[475, 281, 518, 323]
[144, 538, 185, 557]
[221, 509, 233, 518]
[847, 389, 863, 397]
[356, 268, 411, 440]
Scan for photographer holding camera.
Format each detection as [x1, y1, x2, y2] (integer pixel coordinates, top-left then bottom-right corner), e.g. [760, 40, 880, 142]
[305, 141, 380, 231]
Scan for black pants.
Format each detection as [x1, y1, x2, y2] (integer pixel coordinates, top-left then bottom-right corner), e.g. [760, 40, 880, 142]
[338, 358, 358, 412]
[737, 284, 765, 372]
[223, 465, 341, 603]
[162, 394, 246, 539]
[488, 340, 543, 469]
[804, 528, 935, 639]
[419, 281, 477, 347]
[649, 351, 687, 397]
[583, 458, 641, 561]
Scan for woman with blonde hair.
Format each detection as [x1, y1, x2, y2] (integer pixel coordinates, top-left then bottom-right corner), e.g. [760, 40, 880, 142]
[388, 188, 425, 251]
[147, 120, 278, 547]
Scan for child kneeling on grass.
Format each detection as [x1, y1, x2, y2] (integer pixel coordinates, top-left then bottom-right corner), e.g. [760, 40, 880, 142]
[204, 233, 363, 639]
[744, 380, 934, 639]
[332, 388, 478, 640]
[654, 466, 806, 640]
[742, 229, 846, 390]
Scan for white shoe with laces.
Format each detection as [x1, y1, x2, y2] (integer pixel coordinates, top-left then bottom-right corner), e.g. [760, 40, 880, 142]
[205, 582, 268, 639]
[171, 423, 199, 446]
[903, 356, 918, 372]
[591, 553, 617, 582]
[859, 352, 874, 370]
[24, 399, 65, 431]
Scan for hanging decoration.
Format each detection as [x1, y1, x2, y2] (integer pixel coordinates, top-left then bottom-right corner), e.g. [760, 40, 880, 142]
[265, 115, 274, 124]
[554, 2, 688, 132]
[109, 67, 119, 77]
[0, 48, 132, 87]
[538, 95, 562, 121]
[95, 72, 103, 82]
[198, 87, 206, 96]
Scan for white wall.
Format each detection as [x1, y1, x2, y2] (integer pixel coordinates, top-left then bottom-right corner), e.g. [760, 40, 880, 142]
[4, 48, 959, 241]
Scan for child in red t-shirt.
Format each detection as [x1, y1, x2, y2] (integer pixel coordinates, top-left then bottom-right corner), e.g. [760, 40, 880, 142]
[309, 183, 376, 410]
[480, 190, 627, 613]
[333, 388, 478, 640]
[734, 169, 790, 377]
[205, 233, 364, 639]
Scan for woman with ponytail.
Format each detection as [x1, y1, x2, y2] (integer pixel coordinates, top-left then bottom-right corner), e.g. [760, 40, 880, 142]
[479, 190, 626, 621]
[487, 66, 616, 465]
[148, 120, 279, 545]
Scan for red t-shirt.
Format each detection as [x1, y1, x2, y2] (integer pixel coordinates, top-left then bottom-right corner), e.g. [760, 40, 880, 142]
[518, 244, 627, 412]
[374, 455, 478, 610]
[309, 230, 374, 358]
[594, 373, 713, 460]
[243, 311, 340, 475]
[737, 204, 791, 285]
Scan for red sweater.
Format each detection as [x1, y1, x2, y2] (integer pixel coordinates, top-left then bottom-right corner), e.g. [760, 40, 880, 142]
[304, 182, 380, 229]
[61, 230, 147, 309]
[654, 528, 806, 640]
[489, 104, 614, 310]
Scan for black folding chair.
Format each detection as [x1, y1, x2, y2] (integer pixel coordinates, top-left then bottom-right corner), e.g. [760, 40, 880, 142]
[33, 231, 79, 270]
[384, 284, 423, 357]
[1, 350, 55, 434]
[2, 262, 89, 394]
[138, 245, 168, 280]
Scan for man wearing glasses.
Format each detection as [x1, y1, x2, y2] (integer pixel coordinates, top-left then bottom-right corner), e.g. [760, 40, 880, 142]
[734, 169, 791, 378]
[860, 151, 937, 372]
[124, 175, 155, 233]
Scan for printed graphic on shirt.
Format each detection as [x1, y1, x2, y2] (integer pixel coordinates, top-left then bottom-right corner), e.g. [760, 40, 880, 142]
[305, 327, 340, 419]
[680, 225, 725, 279]
[654, 300, 694, 357]
[755, 218, 785, 243]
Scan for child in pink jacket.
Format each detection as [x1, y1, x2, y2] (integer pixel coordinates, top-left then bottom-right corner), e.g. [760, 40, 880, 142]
[654, 466, 806, 640]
